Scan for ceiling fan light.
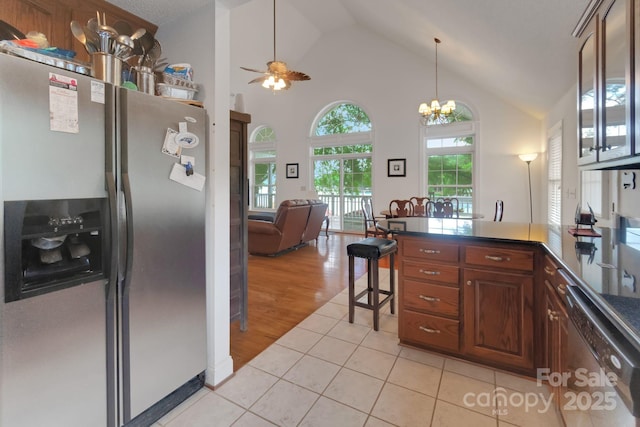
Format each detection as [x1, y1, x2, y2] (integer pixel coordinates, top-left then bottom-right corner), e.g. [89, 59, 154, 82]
[276, 78, 286, 89]
[262, 79, 271, 88]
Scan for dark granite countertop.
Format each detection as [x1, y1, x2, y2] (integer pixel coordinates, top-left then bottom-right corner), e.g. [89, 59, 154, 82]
[378, 217, 640, 350]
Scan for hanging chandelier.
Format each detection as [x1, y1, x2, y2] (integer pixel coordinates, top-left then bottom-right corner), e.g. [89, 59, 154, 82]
[418, 38, 456, 125]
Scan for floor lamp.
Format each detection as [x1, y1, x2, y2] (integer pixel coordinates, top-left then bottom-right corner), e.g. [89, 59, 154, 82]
[519, 153, 538, 223]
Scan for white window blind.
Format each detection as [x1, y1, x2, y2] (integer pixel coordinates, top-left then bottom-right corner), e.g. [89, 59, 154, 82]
[547, 124, 562, 225]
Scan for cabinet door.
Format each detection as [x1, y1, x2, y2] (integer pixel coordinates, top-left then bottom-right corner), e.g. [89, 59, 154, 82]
[0, 0, 73, 50]
[463, 268, 534, 370]
[544, 281, 568, 411]
[600, 0, 632, 161]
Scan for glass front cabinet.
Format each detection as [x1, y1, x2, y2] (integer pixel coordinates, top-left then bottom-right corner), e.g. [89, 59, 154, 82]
[575, 0, 639, 168]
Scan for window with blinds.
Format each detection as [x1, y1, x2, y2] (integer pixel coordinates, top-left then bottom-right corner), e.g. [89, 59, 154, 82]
[547, 123, 562, 225]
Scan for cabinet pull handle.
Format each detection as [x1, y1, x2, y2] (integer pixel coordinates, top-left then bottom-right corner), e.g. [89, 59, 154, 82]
[547, 309, 558, 321]
[419, 326, 441, 334]
[544, 266, 555, 275]
[484, 255, 510, 262]
[466, 280, 472, 286]
[556, 284, 567, 295]
[419, 295, 440, 302]
[419, 269, 440, 276]
[419, 249, 440, 254]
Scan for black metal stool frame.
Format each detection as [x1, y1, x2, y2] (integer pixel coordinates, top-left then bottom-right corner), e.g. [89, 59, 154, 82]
[348, 238, 396, 331]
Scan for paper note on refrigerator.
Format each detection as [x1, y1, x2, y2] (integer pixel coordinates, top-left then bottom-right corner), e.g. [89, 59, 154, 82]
[48, 73, 79, 133]
[169, 163, 205, 191]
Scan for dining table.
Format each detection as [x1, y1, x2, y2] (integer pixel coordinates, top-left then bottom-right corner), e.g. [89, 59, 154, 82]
[379, 210, 485, 219]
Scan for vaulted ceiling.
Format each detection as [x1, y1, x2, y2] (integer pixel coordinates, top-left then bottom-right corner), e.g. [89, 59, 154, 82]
[108, 0, 590, 118]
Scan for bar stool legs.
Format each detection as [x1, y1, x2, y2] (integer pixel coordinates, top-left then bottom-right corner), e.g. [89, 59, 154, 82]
[347, 237, 397, 331]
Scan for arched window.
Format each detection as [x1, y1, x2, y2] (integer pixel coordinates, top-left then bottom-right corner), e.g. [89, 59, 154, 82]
[422, 101, 476, 214]
[250, 125, 277, 209]
[311, 102, 373, 232]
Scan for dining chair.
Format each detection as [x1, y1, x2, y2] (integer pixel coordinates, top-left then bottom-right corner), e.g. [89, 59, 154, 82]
[361, 197, 387, 237]
[494, 200, 504, 222]
[388, 199, 414, 218]
[410, 196, 430, 217]
[435, 197, 459, 218]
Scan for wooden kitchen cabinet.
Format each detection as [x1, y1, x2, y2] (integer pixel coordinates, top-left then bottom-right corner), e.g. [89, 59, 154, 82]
[397, 235, 539, 375]
[0, 0, 73, 51]
[573, 0, 640, 169]
[0, 0, 157, 63]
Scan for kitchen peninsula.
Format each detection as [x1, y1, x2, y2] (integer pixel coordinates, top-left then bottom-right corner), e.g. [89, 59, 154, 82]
[378, 216, 640, 377]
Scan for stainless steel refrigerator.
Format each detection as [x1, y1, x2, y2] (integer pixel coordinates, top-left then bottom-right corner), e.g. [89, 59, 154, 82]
[0, 52, 207, 426]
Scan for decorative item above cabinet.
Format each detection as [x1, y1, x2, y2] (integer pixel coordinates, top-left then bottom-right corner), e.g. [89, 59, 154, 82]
[573, 0, 640, 170]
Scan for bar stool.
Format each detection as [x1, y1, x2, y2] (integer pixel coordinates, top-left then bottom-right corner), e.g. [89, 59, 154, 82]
[347, 237, 397, 331]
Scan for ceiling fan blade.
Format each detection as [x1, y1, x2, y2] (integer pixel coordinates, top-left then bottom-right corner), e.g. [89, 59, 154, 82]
[284, 70, 311, 81]
[248, 75, 268, 84]
[241, 66, 267, 74]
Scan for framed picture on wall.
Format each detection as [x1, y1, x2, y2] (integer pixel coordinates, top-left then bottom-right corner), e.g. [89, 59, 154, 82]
[387, 159, 406, 177]
[286, 163, 299, 179]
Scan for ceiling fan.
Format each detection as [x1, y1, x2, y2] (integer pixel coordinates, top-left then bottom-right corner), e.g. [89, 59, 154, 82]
[241, 0, 310, 91]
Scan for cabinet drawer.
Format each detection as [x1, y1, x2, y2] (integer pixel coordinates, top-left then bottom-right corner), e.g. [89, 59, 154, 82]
[404, 280, 459, 317]
[402, 239, 459, 263]
[403, 260, 459, 285]
[402, 311, 459, 352]
[465, 246, 534, 272]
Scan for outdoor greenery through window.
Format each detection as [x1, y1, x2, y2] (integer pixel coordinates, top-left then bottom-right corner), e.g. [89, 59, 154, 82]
[315, 103, 371, 136]
[250, 126, 277, 209]
[423, 102, 475, 214]
[312, 103, 373, 232]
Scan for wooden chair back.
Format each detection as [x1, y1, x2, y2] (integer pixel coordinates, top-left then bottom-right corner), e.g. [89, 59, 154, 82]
[388, 199, 414, 218]
[410, 197, 430, 217]
[434, 197, 459, 218]
[494, 200, 504, 222]
[361, 197, 386, 237]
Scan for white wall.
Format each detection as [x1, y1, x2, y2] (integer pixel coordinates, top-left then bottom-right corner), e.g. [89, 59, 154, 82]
[231, 5, 545, 223]
[156, 2, 235, 386]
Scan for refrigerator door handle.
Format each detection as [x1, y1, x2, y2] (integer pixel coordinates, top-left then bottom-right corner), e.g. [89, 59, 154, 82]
[107, 179, 118, 282]
[121, 172, 134, 291]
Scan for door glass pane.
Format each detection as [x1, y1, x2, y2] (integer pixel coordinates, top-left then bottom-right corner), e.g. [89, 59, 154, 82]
[603, 0, 628, 153]
[313, 158, 372, 232]
[343, 158, 372, 232]
[253, 162, 276, 209]
[579, 33, 596, 159]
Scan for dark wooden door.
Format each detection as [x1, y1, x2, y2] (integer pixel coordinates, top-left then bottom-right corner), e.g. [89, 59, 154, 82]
[230, 111, 251, 330]
[463, 268, 534, 370]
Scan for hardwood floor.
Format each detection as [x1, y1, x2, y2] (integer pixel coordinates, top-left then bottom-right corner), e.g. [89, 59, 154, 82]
[230, 233, 368, 371]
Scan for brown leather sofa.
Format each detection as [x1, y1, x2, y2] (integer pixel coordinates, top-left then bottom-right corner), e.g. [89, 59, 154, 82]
[301, 199, 328, 244]
[248, 199, 328, 256]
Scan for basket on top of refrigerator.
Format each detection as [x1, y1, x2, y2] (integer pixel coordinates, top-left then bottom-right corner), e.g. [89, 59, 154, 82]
[156, 63, 198, 99]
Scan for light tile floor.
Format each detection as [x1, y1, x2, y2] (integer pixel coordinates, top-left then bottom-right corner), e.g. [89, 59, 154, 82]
[154, 270, 564, 427]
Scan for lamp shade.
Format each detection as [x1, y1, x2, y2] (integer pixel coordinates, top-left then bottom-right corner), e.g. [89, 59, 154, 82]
[518, 153, 538, 163]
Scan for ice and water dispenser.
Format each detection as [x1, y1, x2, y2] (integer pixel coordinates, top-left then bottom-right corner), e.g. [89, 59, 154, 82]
[4, 198, 108, 302]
